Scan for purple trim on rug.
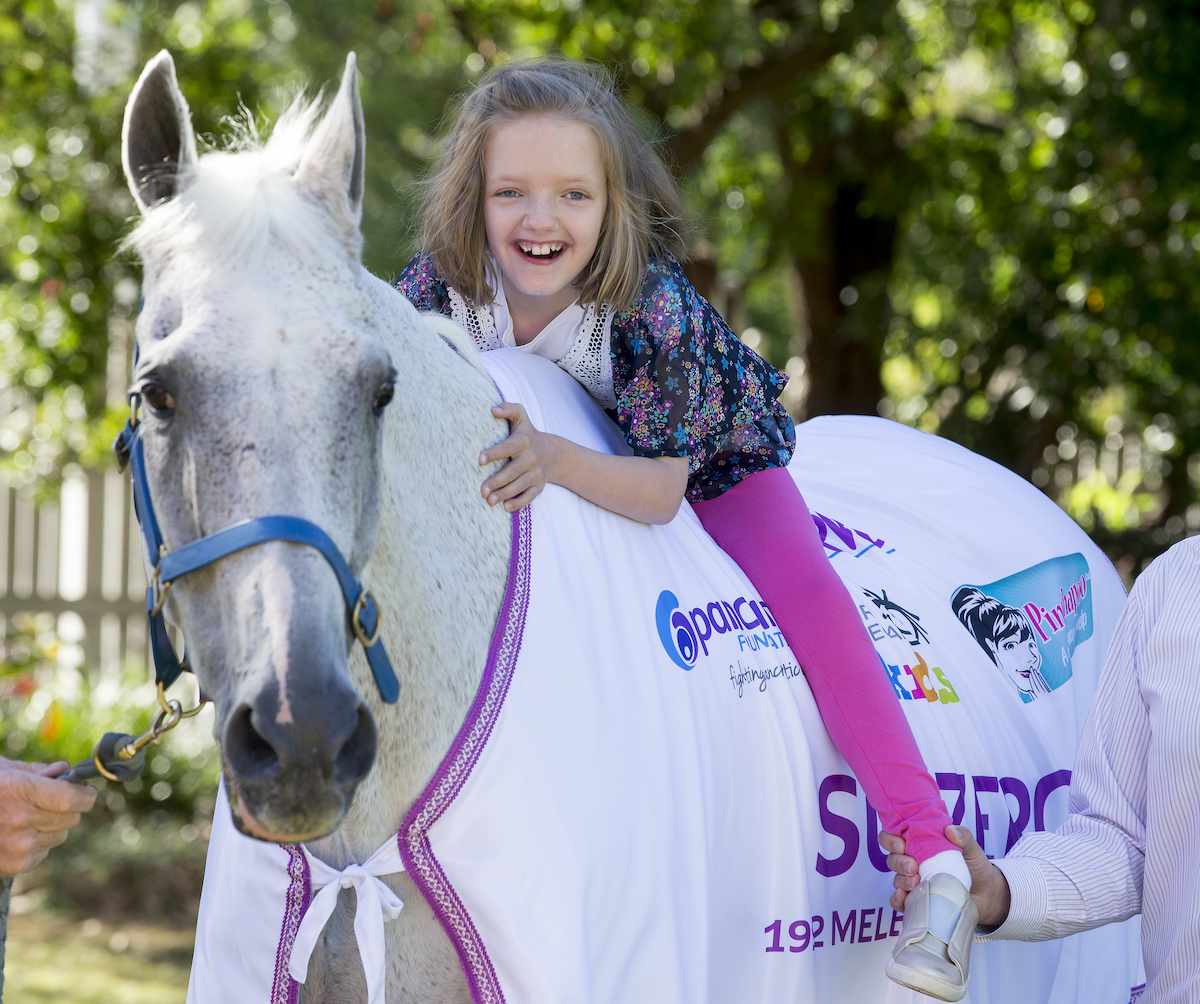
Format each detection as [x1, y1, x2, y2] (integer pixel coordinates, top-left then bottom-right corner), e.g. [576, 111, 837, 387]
[1129, 984, 1146, 1003]
[270, 843, 313, 1004]
[398, 506, 532, 1004]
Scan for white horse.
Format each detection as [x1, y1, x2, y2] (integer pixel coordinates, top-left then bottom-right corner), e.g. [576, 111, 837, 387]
[122, 52, 1143, 1004]
[123, 52, 510, 1002]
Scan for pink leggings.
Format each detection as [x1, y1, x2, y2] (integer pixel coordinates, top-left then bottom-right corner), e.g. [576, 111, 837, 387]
[692, 467, 954, 865]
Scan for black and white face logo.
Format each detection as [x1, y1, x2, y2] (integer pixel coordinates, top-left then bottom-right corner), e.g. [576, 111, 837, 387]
[861, 588, 929, 647]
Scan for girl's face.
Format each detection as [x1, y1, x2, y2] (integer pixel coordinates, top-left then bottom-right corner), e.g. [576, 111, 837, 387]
[483, 115, 607, 311]
[987, 631, 1042, 693]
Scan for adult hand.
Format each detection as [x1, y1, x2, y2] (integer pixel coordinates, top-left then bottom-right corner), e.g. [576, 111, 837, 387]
[479, 403, 558, 513]
[0, 757, 97, 877]
[878, 824, 1012, 929]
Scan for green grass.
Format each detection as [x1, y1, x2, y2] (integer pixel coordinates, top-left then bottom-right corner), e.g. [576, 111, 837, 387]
[5, 908, 193, 1004]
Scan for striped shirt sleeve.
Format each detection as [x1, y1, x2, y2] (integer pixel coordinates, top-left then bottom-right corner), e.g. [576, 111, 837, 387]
[983, 582, 1148, 940]
[981, 540, 1200, 997]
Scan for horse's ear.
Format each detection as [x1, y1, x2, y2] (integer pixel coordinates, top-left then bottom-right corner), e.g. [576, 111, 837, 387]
[294, 53, 365, 228]
[122, 51, 198, 213]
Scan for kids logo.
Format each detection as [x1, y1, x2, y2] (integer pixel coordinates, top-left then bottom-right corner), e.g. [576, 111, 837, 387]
[950, 553, 1092, 703]
[857, 586, 959, 706]
[655, 589, 781, 670]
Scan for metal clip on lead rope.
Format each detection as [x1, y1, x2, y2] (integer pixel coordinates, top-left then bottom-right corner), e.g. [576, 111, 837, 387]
[62, 682, 208, 785]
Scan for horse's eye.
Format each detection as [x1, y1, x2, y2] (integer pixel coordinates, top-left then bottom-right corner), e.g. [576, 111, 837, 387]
[372, 381, 395, 416]
[142, 383, 176, 415]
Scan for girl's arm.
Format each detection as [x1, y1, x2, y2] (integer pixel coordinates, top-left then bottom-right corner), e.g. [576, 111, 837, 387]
[480, 403, 688, 525]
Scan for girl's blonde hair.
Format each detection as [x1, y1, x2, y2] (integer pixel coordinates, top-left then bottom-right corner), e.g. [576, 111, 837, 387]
[417, 57, 689, 311]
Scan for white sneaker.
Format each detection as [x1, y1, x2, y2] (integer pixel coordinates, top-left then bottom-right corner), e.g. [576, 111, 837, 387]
[885, 872, 977, 1001]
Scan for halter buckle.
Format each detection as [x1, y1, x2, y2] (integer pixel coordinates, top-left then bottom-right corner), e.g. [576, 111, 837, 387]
[351, 589, 383, 647]
[150, 544, 172, 616]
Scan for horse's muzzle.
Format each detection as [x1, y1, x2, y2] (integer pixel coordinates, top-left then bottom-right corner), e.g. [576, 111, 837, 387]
[222, 684, 377, 842]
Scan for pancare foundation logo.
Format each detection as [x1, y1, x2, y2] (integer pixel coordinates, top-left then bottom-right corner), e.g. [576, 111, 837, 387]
[655, 589, 781, 670]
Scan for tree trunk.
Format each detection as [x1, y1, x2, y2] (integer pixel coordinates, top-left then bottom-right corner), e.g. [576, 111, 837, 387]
[796, 184, 894, 419]
[682, 244, 719, 306]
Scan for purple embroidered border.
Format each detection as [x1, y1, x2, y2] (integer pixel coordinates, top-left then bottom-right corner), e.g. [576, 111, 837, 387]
[270, 844, 312, 1004]
[398, 507, 532, 1004]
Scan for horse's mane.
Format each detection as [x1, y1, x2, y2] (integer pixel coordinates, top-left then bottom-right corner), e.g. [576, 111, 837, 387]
[125, 93, 351, 271]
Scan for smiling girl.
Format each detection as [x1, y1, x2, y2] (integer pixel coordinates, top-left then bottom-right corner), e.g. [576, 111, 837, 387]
[397, 59, 975, 999]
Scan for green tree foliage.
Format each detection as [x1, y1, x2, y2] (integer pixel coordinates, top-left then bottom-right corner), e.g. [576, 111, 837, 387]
[0, 0, 126, 491]
[2, 0, 1197, 563]
[877, 2, 1200, 565]
[0, 0, 295, 490]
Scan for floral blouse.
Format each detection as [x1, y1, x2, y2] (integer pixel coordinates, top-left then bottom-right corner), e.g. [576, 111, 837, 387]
[395, 251, 795, 503]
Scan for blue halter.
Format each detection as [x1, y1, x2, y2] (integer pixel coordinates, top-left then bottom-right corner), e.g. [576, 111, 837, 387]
[112, 396, 401, 705]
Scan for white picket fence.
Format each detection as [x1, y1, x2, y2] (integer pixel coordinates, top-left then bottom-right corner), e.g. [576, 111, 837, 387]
[1, 315, 148, 678]
[0, 467, 147, 676]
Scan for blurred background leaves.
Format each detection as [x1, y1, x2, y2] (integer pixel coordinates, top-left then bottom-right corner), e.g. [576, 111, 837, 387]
[3, 0, 1197, 565]
[2, 612, 217, 921]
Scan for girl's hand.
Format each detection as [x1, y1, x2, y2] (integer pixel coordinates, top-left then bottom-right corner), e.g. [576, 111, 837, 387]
[479, 403, 558, 513]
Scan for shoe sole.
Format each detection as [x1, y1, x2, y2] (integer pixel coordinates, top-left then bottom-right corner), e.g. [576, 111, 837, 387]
[884, 956, 968, 1002]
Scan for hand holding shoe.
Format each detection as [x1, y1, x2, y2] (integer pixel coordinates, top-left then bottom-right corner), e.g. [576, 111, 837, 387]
[878, 823, 1012, 929]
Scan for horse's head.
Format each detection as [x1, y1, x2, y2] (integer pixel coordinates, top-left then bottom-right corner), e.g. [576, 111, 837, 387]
[120, 52, 390, 842]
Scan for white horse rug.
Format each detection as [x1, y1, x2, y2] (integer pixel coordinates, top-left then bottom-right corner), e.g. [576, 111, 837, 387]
[188, 348, 1144, 1004]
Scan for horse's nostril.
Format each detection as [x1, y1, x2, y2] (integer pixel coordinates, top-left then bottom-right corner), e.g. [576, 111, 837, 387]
[333, 705, 377, 785]
[225, 704, 281, 781]
[225, 692, 375, 796]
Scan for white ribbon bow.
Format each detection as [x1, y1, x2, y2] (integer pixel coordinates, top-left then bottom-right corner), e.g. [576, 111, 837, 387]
[288, 837, 406, 1004]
